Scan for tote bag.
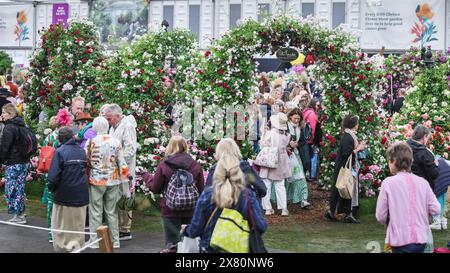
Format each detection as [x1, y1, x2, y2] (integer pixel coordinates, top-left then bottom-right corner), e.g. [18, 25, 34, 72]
[210, 208, 250, 253]
[177, 236, 200, 253]
[254, 132, 279, 169]
[286, 154, 305, 182]
[336, 154, 355, 200]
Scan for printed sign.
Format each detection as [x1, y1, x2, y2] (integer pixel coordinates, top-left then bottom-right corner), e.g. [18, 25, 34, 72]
[360, 0, 445, 50]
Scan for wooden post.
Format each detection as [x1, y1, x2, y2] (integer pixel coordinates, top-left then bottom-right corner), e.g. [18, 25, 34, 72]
[96, 225, 113, 253]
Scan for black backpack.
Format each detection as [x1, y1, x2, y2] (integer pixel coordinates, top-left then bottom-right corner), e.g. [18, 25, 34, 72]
[17, 126, 38, 158]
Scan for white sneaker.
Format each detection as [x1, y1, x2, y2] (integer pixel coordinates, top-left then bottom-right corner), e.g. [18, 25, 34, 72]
[7, 215, 17, 222]
[281, 209, 289, 216]
[113, 242, 120, 249]
[10, 215, 26, 224]
[265, 209, 274, 216]
[442, 217, 447, 230]
[430, 219, 442, 230]
[300, 201, 311, 208]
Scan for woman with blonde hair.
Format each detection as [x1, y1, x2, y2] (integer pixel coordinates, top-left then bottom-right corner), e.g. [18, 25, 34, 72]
[182, 142, 268, 253]
[0, 103, 31, 224]
[205, 138, 266, 202]
[143, 135, 204, 253]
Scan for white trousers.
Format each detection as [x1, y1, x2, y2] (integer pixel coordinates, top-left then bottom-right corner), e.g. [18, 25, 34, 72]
[262, 179, 287, 210]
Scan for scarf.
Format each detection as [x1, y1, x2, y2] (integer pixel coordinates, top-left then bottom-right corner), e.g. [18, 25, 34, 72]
[344, 128, 360, 170]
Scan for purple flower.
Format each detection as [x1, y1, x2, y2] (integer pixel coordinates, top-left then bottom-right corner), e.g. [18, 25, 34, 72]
[439, 56, 447, 63]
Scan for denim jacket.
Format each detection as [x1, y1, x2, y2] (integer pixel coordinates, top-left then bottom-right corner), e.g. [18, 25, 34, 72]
[184, 187, 268, 253]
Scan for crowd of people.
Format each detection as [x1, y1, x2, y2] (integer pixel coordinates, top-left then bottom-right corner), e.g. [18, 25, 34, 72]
[0, 66, 449, 254]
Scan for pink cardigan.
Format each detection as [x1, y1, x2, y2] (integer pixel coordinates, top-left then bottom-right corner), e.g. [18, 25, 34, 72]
[376, 172, 441, 247]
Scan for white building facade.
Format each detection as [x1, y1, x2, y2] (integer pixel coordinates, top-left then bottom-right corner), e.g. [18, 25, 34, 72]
[1, 0, 450, 66]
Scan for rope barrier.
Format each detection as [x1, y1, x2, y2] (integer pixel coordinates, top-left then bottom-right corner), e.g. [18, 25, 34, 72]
[71, 238, 103, 253]
[0, 220, 97, 236]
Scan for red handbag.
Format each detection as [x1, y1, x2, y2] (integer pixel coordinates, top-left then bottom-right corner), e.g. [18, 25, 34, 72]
[37, 146, 55, 173]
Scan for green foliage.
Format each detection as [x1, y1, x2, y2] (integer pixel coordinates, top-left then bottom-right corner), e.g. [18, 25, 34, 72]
[0, 50, 13, 74]
[24, 20, 105, 133]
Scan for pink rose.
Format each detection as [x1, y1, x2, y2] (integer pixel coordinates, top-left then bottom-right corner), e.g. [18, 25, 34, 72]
[422, 113, 429, 120]
[425, 120, 432, 128]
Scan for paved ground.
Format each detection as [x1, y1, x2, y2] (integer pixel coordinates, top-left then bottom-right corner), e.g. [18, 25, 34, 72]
[0, 212, 163, 253]
[0, 213, 289, 253]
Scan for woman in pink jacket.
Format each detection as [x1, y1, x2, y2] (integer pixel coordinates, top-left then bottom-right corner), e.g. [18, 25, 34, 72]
[376, 141, 441, 253]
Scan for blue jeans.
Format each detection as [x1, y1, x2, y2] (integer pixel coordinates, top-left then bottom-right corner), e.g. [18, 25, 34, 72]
[392, 243, 426, 253]
[310, 145, 319, 179]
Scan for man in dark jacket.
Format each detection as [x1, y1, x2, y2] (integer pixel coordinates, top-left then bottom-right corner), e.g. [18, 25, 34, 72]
[407, 125, 439, 190]
[47, 127, 89, 252]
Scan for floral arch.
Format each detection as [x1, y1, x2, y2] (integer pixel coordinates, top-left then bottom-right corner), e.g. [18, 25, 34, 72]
[189, 16, 387, 193]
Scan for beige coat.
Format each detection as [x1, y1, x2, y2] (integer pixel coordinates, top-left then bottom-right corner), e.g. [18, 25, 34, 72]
[258, 129, 292, 181]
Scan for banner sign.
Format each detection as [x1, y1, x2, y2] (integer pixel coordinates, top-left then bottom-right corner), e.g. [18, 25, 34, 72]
[0, 4, 34, 47]
[52, 3, 70, 28]
[360, 0, 445, 50]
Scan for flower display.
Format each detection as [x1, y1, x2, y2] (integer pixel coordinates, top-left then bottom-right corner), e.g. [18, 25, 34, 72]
[390, 58, 450, 158]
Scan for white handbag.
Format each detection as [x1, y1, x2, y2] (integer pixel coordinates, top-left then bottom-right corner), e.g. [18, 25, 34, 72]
[177, 236, 200, 253]
[254, 132, 279, 169]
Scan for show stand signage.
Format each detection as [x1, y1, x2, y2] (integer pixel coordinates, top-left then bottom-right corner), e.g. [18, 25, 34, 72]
[276, 47, 299, 62]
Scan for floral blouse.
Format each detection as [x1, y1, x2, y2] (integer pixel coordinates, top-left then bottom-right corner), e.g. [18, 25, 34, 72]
[85, 134, 129, 187]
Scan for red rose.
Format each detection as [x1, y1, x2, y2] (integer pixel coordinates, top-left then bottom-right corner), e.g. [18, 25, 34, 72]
[341, 50, 345, 57]
[373, 180, 380, 188]
[435, 126, 442, 132]
[367, 116, 372, 122]
[343, 91, 351, 100]
[381, 136, 388, 145]
[339, 86, 344, 92]
[204, 51, 211, 57]
[74, 29, 80, 35]
[223, 83, 228, 89]
[217, 69, 225, 75]
[81, 59, 87, 63]
[140, 69, 145, 74]
[197, 69, 203, 74]
[75, 38, 81, 44]
[153, 156, 161, 161]
[146, 80, 152, 87]
[39, 90, 46, 96]
[329, 45, 335, 53]
[331, 153, 337, 159]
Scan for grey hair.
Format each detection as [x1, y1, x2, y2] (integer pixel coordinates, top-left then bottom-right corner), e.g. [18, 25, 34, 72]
[92, 117, 110, 135]
[412, 125, 431, 141]
[104, 103, 123, 116]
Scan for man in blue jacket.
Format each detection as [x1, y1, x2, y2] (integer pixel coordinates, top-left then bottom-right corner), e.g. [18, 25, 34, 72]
[48, 127, 89, 252]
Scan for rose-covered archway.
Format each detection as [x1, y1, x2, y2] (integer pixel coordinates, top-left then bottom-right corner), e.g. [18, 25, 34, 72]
[189, 16, 387, 195]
